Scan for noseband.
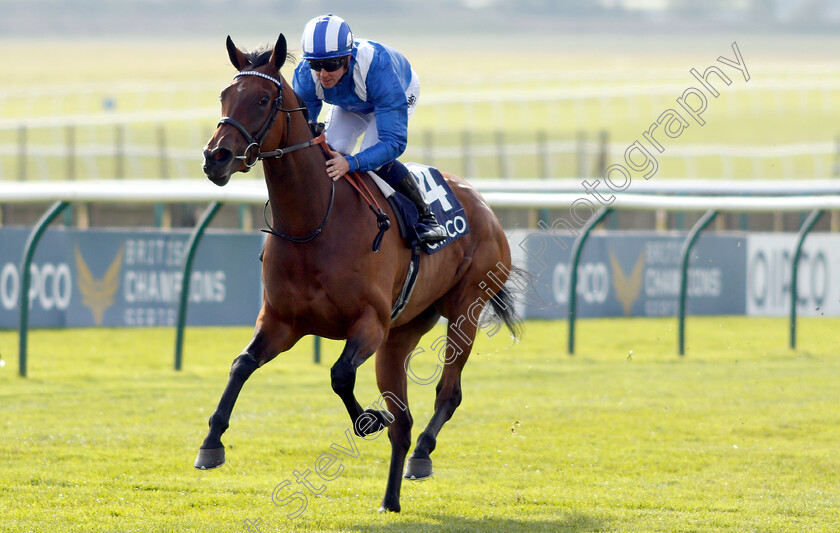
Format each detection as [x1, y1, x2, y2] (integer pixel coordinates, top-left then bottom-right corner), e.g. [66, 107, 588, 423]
[218, 71, 312, 168]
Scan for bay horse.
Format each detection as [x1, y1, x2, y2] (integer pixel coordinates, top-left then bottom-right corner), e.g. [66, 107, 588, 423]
[197, 34, 521, 513]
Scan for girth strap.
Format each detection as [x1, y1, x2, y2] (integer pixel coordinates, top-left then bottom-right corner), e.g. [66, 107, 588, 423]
[391, 244, 422, 321]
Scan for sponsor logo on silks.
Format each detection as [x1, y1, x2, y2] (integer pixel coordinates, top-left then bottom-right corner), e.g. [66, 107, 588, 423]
[75, 245, 124, 326]
[609, 249, 644, 315]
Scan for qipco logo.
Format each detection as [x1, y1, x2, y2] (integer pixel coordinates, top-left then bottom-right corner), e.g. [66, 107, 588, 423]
[425, 215, 468, 251]
[551, 262, 610, 304]
[0, 262, 72, 311]
[444, 216, 468, 239]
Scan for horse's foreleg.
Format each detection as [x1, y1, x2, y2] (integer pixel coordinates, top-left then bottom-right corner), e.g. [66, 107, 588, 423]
[195, 320, 295, 470]
[194, 351, 258, 469]
[330, 308, 388, 437]
[404, 312, 478, 480]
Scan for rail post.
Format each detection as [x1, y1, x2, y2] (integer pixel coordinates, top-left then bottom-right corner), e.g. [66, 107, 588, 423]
[174, 202, 223, 370]
[678, 209, 717, 356]
[18, 201, 70, 377]
[567, 207, 611, 355]
[790, 209, 824, 349]
[313, 337, 321, 364]
[17, 125, 27, 181]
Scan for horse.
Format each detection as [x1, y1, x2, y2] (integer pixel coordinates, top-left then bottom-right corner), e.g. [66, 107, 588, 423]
[197, 34, 522, 513]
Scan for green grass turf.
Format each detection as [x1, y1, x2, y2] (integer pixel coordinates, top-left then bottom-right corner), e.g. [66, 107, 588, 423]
[0, 316, 838, 532]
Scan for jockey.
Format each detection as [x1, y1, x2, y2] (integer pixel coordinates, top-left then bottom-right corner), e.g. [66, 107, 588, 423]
[292, 13, 447, 244]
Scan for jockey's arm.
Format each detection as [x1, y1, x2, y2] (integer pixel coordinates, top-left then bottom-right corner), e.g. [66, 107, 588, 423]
[347, 64, 409, 172]
[347, 106, 407, 172]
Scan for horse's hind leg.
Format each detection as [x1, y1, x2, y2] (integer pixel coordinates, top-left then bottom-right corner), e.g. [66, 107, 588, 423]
[404, 307, 481, 480]
[375, 307, 441, 513]
[194, 315, 296, 469]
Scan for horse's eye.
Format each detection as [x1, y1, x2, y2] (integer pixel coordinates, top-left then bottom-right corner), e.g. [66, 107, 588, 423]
[259, 95, 270, 106]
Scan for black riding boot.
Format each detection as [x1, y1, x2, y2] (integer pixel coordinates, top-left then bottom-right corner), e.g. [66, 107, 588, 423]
[375, 161, 447, 244]
[392, 173, 447, 244]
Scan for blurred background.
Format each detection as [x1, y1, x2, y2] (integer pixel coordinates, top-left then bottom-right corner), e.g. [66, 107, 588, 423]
[1, 0, 839, 229]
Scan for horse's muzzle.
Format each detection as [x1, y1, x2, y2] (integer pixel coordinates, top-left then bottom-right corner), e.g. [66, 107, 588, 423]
[203, 147, 233, 186]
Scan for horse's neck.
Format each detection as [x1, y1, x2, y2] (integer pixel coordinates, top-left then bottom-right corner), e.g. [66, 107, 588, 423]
[262, 136, 332, 237]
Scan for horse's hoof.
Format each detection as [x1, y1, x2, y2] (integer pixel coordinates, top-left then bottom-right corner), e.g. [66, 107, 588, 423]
[354, 409, 393, 437]
[194, 447, 225, 469]
[379, 496, 401, 513]
[403, 456, 433, 480]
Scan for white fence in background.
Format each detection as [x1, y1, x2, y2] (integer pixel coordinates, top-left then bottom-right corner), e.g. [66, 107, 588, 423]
[0, 124, 834, 181]
[3, 178, 840, 210]
[1, 69, 838, 181]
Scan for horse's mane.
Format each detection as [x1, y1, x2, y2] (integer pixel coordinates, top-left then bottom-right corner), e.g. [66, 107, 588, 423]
[243, 46, 297, 71]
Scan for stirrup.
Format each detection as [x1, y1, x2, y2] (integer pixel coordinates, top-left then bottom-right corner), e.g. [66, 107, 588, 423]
[415, 217, 447, 243]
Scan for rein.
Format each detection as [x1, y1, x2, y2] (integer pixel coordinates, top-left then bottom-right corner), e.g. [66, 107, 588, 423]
[261, 140, 334, 244]
[336, 172, 391, 251]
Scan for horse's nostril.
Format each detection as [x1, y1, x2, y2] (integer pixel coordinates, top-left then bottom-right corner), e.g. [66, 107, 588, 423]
[206, 147, 232, 165]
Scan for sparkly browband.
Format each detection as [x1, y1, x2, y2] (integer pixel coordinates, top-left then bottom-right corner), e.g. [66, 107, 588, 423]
[234, 71, 283, 88]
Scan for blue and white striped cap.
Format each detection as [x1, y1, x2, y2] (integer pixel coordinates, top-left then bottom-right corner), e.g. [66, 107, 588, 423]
[301, 14, 354, 60]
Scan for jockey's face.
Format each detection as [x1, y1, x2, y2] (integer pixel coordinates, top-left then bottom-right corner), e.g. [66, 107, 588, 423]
[313, 56, 349, 89]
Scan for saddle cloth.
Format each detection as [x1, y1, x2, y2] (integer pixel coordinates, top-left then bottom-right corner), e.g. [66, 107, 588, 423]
[369, 163, 470, 255]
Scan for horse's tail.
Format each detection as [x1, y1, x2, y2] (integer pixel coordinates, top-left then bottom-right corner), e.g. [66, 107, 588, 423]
[484, 265, 525, 341]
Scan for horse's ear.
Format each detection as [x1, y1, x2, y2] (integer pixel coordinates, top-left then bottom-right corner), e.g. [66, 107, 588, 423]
[269, 34, 287, 71]
[226, 35, 250, 71]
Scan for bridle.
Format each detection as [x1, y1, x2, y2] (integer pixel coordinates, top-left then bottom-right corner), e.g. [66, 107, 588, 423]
[218, 70, 319, 168]
[218, 69, 334, 243]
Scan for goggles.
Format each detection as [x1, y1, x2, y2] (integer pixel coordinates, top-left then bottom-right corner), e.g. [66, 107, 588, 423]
[309, 57, 347, 72]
